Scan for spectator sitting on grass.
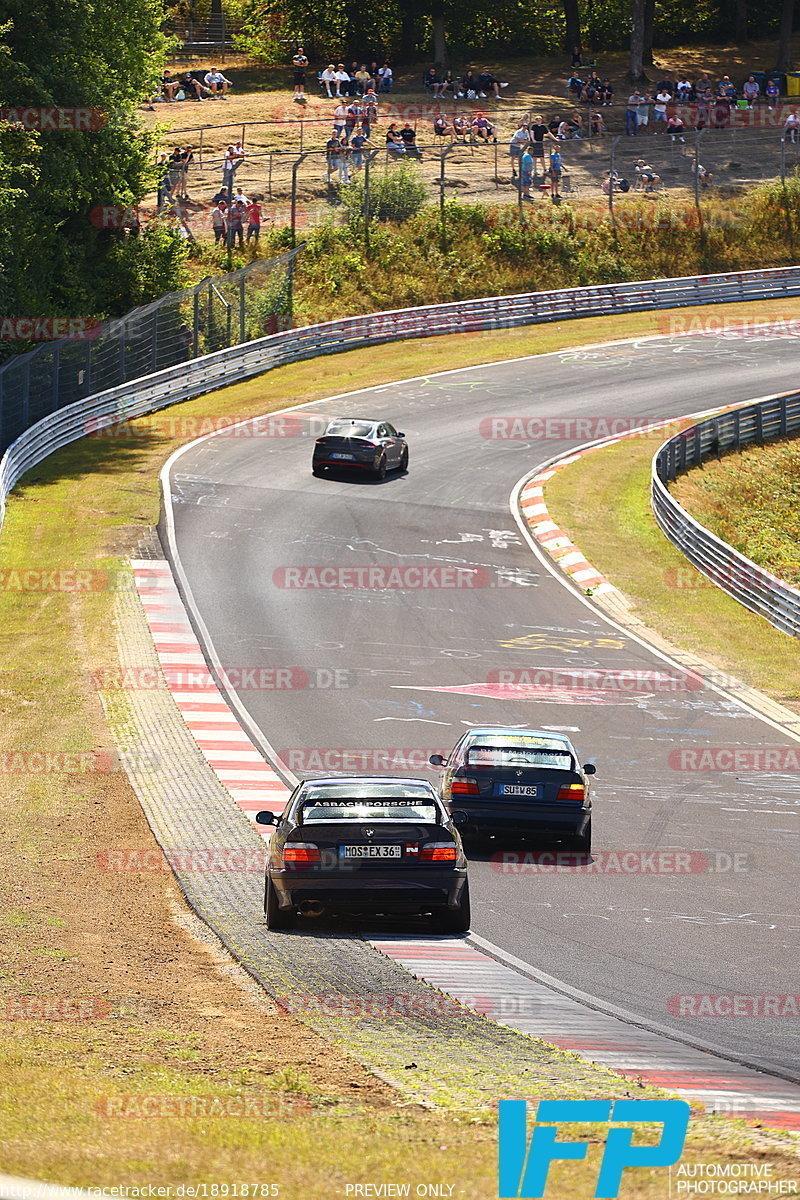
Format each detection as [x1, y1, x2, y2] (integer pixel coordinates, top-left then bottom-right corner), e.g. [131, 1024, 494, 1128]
[784, 108, 800, 143]
[385, 124, 406, 156]
[581, 70, 601, 102]
[557, 113, 582, 139]
[440, 70, 458, 96]
[378, 62, 393, 92]
[161, 71, 179, 101]
[471, 112, 496, 141]
[320, 64, 338, 97]
[597, 78, 614, 105]
[400, 122, 422, 157]
[461, 69, 479, 98]
[590, 109, 605, 136]
[424, 67, 441, 93]
[692, 160, 713, 187]
[477, 68, 507, 98]
[676, 77, 693, 101]
[334, 64, 351, 96]
[180, 72, 210, 101]
[347, 62, 360, 95]
[635, 159, 660, 192]
[743, 75, 760, 108]
[666, 110, 686, 142]
[766, 78, 780, 109]
[354, 65, 372, 95]
[205, 68, 232, 98]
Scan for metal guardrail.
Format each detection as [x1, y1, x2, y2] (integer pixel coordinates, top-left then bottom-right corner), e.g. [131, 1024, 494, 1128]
[652, 391, 800, 638]
[3, 263, 800, 539]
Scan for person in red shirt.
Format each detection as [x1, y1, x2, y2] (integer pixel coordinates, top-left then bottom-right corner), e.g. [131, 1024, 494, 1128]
[246, 199, 262, 243]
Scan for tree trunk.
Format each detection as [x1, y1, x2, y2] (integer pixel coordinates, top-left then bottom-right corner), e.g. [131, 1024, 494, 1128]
[643, 0, 655, 66]
[776, 0, 794, 71]
[431, 1, 446, 67]
[400, 6, 418, 60]
[629, 0, 646, 81]
[735, 0, 748, 42]
[563, 0, 581, 54]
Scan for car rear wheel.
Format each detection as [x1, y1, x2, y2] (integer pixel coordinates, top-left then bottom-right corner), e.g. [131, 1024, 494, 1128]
[312, 465, 325, 477]
[374, 455, 387, 480]
[399, 446, 409, 471]
[265, 877, 295, 930]
[437, 880, 470, 934]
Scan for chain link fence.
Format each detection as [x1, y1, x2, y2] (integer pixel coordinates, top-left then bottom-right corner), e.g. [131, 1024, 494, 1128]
[0, 248, 301, 456]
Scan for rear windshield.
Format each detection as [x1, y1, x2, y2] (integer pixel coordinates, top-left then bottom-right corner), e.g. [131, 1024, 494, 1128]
[300, 799, 439, 823]
[325, 420, 374, 438]
[298, 784, 439, 823]
[466, 745, 573, 770]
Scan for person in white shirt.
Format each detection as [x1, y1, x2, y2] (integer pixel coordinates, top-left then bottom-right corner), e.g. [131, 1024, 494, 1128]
[653, 90, 672, 130]
[676, 78, 693, 101]
[204, 68, 232, 98]
[333, 102, 347, 138]
[334, 65, 350, 97]
[320, 64, 338, 98]
[378, 62, 393, 92]
[785, 109, 800, 143]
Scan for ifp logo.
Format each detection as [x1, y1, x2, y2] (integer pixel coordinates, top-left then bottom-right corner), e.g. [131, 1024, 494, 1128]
[498, 1099, 690, 1197]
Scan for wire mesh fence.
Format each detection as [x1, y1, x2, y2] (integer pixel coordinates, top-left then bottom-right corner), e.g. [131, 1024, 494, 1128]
[0, 248, 301, 456]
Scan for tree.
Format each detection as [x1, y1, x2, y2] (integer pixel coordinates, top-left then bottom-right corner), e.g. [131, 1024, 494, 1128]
[735, 0, 749, 42]
[0, 2, 186, 324]
[643, 0, 655, 66]
[776, 0, 794, 70]
[629, 0, 646, 80]
[562, 0, 581, 55]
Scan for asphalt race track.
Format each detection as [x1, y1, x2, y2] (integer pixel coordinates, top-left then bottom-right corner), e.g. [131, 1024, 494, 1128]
[166, 332, 800, 1079]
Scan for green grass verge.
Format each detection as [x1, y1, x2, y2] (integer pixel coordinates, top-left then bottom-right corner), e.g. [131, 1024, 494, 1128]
[671, 437, 800, 588]
[1, 302, 799, 1191]
[544, 434, 800, 711]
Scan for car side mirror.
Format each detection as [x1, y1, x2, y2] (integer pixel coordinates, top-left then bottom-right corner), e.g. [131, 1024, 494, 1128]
[451, 810, 468, 826]
[582, 763, 597, 775]
[429, 754, 445, 767]
[396, 431, 405, 438]
[255, 810, 276, 825]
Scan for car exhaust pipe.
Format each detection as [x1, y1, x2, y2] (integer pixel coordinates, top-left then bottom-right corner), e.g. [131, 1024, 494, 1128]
[299, 900, 326, 917]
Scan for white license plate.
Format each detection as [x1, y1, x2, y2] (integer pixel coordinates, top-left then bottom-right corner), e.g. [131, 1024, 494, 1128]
[498, 784, 541, 797]
[339, 844, 402, 858]
[331, 452, 355, 460]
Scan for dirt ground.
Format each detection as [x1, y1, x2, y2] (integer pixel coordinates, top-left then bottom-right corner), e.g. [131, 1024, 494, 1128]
[140, 41, 800, 237]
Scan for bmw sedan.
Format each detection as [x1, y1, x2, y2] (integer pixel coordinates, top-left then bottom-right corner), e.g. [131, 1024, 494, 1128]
[312, 417, 408, 480]
[255, 776, 469, 931]
[430, 727, 595, 850]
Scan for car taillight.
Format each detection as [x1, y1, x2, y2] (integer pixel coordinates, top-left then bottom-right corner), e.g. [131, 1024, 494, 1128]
[451, 778, 479, 795]
[420, 842, 458, 862]
[557, 783, 585, 800]
[282, 842, 321, 868]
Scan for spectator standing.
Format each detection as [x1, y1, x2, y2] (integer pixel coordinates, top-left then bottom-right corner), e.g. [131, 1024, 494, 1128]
[548, 147, 563, 197]
[626, 89, 642, 135]
[333, 101, 347, 139]
[336, 140, 351, 183]
[205, 67, 232, 99]
[509, 120, 530, 177]
[227, 201, 245, 247]
[326, 135, 341, 177]
[246, 199, 262, 243]
[653, 88, 672, 132]
[292, 47, 309, 103]
[529, 114, 555, 174]
[350, 130, 369, 168]
[636, 91, 652, 131]
[211, 202, 227, 245]
[362, 92, 378, 138]
[520, 146, 534, 199]
[344, 100, 361, 143]
[743, 75, 760, 108]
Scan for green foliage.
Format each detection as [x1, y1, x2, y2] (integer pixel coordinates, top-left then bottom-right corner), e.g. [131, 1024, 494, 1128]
[0, 1, 185, 331]
[341, 164, 428, 226]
